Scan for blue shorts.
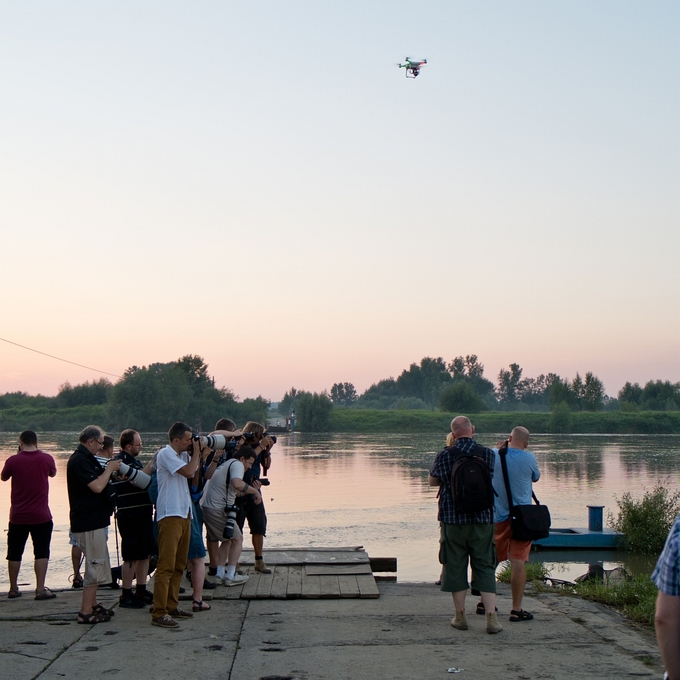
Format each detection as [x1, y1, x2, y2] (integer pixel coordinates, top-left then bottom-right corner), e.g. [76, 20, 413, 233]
[187, 502, 206, 560]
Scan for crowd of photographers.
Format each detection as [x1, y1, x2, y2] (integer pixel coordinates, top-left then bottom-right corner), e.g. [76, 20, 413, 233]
[2, 419, 276, 628]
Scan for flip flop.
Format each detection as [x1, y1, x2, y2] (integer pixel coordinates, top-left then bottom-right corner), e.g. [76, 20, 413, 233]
[8, 589, 21, 599]
[35, 588, 57, 600]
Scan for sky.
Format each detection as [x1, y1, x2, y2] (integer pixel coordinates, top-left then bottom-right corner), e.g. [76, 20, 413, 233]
[0, 1, 678, 401]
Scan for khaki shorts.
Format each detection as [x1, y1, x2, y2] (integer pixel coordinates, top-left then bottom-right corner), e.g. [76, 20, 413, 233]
[72, 528, 112, 587]
[202, 506, 242, 543]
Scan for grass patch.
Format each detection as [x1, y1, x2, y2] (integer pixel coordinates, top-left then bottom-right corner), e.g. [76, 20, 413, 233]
[496, 561, 550, 584]
[572, 575, 658, 627]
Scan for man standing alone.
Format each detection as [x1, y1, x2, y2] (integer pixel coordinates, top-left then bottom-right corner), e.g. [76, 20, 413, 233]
[151, 421, 202, 628]
[429, 416, 501, 634]
[2, 431, 57, 600]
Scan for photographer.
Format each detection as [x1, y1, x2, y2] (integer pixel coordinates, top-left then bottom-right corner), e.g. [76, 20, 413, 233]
[200, 446, 261, 586]
[110, 429, 156, 609]
[241, 421, 276, 574]
[66, 425, 121, 624]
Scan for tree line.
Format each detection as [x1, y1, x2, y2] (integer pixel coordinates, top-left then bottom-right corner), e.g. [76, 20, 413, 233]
[0, 355, 269, 432]
[277, 355, 680, 428]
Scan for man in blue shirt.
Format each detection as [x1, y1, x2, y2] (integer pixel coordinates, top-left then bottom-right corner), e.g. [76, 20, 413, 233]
[492, 426, 540, 622]
[652, 513, 680, 680]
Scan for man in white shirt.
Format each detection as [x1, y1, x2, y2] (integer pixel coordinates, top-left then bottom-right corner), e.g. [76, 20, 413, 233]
[151, 422, 202, 629]
[201, 446, 262, 586]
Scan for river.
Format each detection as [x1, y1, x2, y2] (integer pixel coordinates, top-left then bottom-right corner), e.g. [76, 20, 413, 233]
[1, 431, 679, 588]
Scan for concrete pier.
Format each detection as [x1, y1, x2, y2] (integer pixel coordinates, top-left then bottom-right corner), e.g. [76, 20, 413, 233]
[0, 581, 663, 679]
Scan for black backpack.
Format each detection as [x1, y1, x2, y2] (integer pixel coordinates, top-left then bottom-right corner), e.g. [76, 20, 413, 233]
[449, 444, 495, 514]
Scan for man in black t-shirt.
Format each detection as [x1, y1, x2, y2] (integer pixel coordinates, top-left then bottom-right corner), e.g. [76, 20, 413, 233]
[110, 429, 156, 609]
[67, 425, 121, 625]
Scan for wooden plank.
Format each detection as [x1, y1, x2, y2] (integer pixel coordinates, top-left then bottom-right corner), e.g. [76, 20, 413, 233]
[270, 566, 289, 599]
[301, 573, 321, 598]
[238, 549, 369, 565]
[226, 576, 246, 600]
[369, 557, 398, 573]
[305, 564, 372, 576]
[356, 574, 380, 599]
[319, 575, 341, 598]
[240, 571, 261, 599]
[338, 574, 360, 598]
[256, 567, 275, 598]
[287, 565, 302, 599]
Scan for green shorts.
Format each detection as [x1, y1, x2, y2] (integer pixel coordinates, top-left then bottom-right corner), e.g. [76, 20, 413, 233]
[439, 521, 497, 594]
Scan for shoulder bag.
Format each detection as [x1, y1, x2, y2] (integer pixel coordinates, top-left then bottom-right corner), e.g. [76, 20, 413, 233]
[499, 443, 550, 541]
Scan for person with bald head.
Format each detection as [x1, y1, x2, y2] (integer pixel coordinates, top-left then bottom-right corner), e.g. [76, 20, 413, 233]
[429, 415, 501, 634]
[490, 426, 540, 622]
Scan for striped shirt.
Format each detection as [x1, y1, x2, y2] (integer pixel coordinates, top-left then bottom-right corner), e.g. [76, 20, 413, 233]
[652, 513, 680, 596]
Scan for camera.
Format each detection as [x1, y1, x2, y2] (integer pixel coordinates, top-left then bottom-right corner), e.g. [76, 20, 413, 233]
[259, 478, 270, 486]
[96, 456, 151, 490]
[193, 434, 229, 450]
[222, 505, 239, 540]
[263, 431, 277, 444]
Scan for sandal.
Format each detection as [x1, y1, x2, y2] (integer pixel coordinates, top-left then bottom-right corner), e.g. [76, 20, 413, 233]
[476, 602, 499, 615]
[35, 588, 57, 600]
[77, 610, 109, 624]
[93, 603, 115, 618]
[8, 589, 21, 599]
[509, 609, 534, 622]
[192, 600, 211, 612]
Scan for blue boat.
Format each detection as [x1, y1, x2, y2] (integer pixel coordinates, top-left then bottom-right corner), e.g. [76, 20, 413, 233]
[533, 527, 621, 549]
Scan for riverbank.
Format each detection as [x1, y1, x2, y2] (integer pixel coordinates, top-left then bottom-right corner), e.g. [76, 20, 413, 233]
[329, 408, 680, 434]
[0, 580, 662, 679]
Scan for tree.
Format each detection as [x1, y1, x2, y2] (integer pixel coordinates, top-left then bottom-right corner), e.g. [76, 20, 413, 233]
[297, 392, 333, 432]
[640, 380, 680, 411]
[497, 363, 523, 405]
[278, 387, 309, 416]
[448, 355, 496, 401]
[582, 372, 605, 411]
[618, 382, 642, 409]
[57, 378, 113, 407]
[395, 357, 452, 405]
[438, 382, 488, 414]
[330, 382, 358, 407]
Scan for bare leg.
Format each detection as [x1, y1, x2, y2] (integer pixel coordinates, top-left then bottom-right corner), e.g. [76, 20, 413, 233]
[480, 591, 497, 612]
[71, 546, 83, 582]
[227, 536, 243, 566]
[135, 558, 149, 588]
[452, 590, 466, 614]
[122, 561, 135, 590]
[207, 540, 218, 569]
[8, 561, 21, 593]
[510, 559, 527, 611]
[252, 533, 264, 556]
[34, 558, 49, 592]
[80, 585, 98, 615]
[189, 557, 204, 603]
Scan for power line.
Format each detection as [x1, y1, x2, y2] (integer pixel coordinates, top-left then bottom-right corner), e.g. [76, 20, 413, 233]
[0, 336, 120, 379]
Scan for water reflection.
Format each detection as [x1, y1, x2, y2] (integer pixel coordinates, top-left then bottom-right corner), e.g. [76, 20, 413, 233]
[1, 431, 679, 586]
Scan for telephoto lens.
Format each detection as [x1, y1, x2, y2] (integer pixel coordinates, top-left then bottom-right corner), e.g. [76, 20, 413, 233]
[198, 434, 228, 450]
[222, 506, 239, 540]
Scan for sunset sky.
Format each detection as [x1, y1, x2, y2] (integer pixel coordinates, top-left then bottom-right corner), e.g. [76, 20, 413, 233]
[1, 1, 678, 401]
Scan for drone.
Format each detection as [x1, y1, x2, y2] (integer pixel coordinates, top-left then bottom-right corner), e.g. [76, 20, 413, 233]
[398, 57, 427, 78]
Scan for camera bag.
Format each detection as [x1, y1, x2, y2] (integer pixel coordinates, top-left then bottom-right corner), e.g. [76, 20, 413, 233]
[498, 444, 551, 541]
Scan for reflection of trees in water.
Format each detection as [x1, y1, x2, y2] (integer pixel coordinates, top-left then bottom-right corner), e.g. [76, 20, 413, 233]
[615, 435, 680, 476]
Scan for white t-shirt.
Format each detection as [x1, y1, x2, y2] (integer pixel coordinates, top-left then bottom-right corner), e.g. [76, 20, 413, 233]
[155, 445, 192, 521]
[201, 459, 245, 511]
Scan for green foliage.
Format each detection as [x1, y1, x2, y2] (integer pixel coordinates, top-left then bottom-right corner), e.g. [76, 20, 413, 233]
[608, 481, 680, 554]
[330, 382, 357, 407]
[549, 401, 573, 433]
[57, 378, 113, 407]
[617, 380, 680, 412]
[497, 561, 550, 584]
[573, 575, 658, 627]
[438, 381, 488, 413]
[278, 387, 310, 417]
[0, 405, 106, 431]
[297, 392, 333, 432]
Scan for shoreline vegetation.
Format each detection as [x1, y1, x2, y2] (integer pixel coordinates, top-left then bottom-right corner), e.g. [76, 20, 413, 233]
[3, 406, 680, 434]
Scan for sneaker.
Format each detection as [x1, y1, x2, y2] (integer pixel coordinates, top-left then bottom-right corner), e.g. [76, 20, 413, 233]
[486, 611, 503, 634]
[223, 573, 249, 587]
[152, 615, 179, 628]
[139, 589, 154, 605]
[119, 594, 146, 609]
[203, 578, 217, 590]
[451, 611, 468, 631]
[254, 560, 271, 574]
[168, 608, 194, 619]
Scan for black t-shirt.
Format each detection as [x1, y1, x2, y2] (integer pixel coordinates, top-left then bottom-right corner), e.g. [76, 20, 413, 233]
[109, 451, 153, 518]
[66, 444, 113, 532]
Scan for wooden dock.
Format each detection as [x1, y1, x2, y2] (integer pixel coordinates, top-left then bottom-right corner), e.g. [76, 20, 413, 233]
[176, 546, 383, 600]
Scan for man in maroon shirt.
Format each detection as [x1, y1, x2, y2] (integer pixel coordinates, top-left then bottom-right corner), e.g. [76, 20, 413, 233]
[1, 430, 57, 599]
